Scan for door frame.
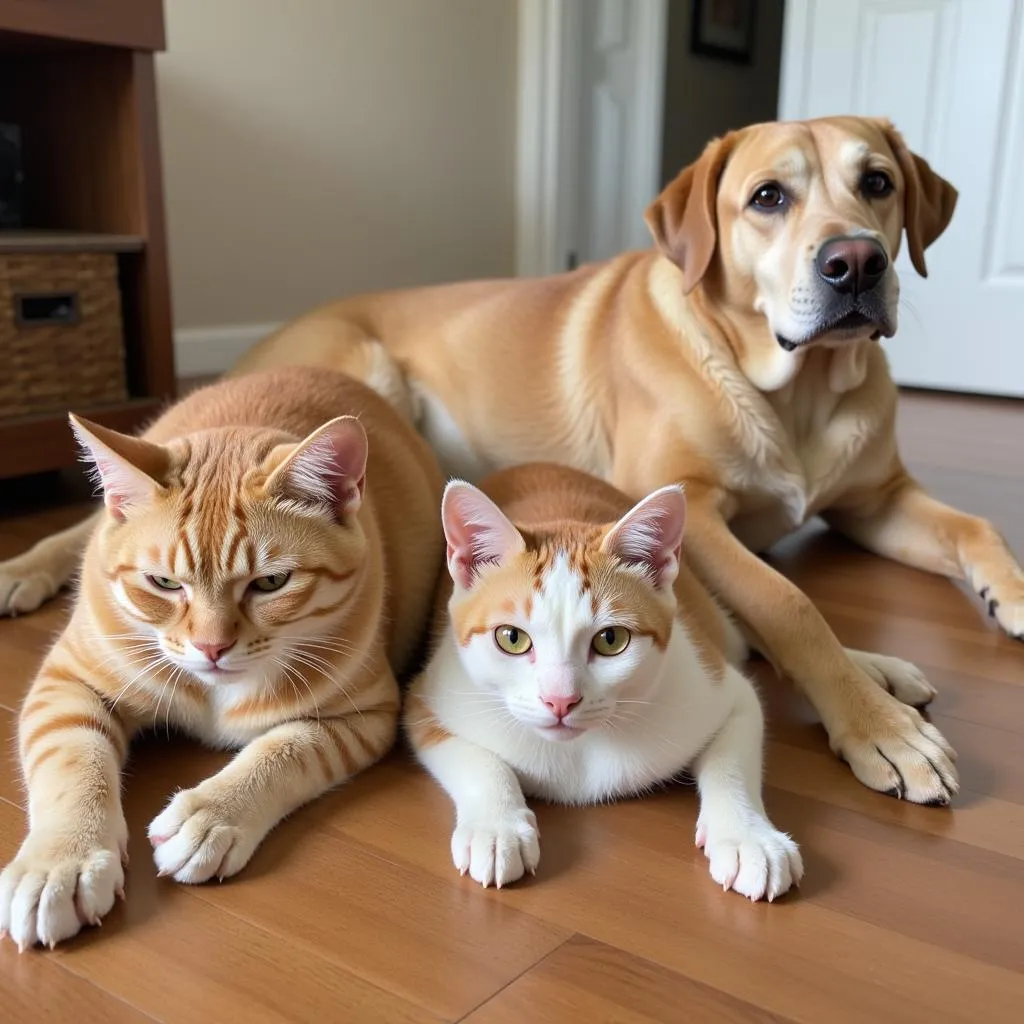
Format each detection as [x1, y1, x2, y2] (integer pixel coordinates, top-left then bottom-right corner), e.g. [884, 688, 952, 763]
[515, 0, 668, 277]
[776, 0, 813, 120]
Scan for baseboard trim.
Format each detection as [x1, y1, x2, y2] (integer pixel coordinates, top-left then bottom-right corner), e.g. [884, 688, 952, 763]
[173, 322, 281, 377]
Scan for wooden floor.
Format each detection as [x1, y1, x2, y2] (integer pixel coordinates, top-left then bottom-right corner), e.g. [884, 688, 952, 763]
[0, 389, 1022, 1023]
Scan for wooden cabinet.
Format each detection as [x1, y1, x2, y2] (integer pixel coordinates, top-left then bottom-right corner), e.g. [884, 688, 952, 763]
[0, 0, 174, 478]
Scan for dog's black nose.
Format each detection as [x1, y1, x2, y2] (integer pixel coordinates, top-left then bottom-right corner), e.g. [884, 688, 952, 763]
[815, 236, 889, 296]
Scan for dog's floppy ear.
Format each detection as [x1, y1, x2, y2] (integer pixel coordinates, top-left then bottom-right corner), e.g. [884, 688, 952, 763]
[644, 132, 739, 294]
[878, 121, 958, 278]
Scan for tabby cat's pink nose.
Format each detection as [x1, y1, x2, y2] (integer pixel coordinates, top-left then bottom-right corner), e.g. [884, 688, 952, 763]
[540, 694, 582, 719]
[194, 640, 235, 663]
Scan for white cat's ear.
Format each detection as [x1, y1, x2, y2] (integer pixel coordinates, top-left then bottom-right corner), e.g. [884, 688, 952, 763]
[69, 414, 168, 522]
[267, 416, 368, 517]
[601, 485, 686, 589]
[441, 480, 525, 588]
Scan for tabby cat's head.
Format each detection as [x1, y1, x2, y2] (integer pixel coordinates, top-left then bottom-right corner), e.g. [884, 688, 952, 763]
[441, 480, 686, 741]
[72, 413, 369, 685]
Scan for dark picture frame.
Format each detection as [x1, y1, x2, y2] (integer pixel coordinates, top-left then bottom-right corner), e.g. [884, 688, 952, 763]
[691, 0, 756, 65]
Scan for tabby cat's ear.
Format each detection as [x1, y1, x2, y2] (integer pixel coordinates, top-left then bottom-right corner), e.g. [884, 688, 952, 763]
[69, 414, 169, 522]
[266, 415, 368, 517]
[441, 481, 525, 588]
[601, 485, 687, 589]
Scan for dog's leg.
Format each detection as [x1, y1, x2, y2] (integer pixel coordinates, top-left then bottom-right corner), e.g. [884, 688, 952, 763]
[0, 513, 98, 616]
[679, 486, 957, 805]
[826, 472, 1024, 639]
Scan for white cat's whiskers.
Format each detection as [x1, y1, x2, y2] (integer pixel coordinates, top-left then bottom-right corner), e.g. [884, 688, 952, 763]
[611, 707, 687, 763]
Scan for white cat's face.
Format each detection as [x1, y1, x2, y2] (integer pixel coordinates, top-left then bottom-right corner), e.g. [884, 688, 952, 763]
[455, 553, 672, 740]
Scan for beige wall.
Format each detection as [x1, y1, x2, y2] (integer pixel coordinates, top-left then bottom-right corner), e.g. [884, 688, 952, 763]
[660, 0, 785, 185]
[157, 0, 517, 343]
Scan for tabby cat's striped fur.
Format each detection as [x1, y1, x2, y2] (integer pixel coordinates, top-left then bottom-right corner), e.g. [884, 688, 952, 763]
[0, 367, 443, 949]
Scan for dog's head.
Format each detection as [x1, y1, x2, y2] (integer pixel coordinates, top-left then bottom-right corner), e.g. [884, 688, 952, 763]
[646, 117, 957, 381]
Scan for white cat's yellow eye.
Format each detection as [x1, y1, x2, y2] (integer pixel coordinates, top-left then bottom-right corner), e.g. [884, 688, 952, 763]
[592, 626, 631, 656]
[251, 572, 292, 593]
[148, 575, 182, 591]
[494, 625, 532, 655]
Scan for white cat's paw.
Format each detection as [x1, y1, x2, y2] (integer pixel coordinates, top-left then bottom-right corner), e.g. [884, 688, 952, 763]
[696, 814, 803, 902]
[846, 649, 936, 708]
[0, 834, 125, 949]
[149, 787, 262, 884]
[451, 807, 540, 888]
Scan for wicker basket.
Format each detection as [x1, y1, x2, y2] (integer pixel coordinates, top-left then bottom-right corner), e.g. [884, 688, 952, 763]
[0, 250, 128, 421]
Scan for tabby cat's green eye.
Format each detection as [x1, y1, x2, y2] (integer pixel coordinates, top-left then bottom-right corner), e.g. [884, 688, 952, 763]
[495, 625, 533, 655]
[592, 626, 631, 656]
[148, 575, 182, 591]
[251, 572, 292, 593]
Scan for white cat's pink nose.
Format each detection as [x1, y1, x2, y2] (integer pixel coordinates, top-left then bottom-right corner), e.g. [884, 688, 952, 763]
[540, 694, 582, 719]
[194, 639, 235, 663]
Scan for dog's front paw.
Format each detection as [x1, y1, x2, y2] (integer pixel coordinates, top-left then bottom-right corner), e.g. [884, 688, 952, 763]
[846, 649, 936, 708]
[451, 806, 540, 888]
[149, 786, 263, 884]
[697, 813, 802, 902]
[831, 685, 959, 805]
[977, 580, 1024, 640]
[0, 833, 125, 949]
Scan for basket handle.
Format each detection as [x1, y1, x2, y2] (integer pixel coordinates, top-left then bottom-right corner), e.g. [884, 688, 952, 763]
[15, 291, 80, 327]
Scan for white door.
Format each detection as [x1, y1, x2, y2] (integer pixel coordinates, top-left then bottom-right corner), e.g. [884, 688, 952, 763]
[515, 0, 666, 277]
[779, 0, 1024, 397]
[571, 0, 667, 266]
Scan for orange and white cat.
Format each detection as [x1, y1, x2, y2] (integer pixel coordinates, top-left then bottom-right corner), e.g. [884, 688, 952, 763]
[406, 463, 802, 901]
[0, 366, 443, 949]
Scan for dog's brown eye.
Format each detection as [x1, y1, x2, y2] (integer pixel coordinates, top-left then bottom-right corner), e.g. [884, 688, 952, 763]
[750, 183, 786, 210]
[862, 171, 894, 197]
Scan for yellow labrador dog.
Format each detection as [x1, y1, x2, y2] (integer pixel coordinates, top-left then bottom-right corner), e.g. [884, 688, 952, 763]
[4, 118, 1020, 804]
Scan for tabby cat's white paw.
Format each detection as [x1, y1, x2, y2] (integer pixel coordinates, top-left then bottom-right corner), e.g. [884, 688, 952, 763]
[149, 787, 262, 884]
[451, 807, 540, 888]
[0, 837, 124, 949]
[696, 814, 802, 902]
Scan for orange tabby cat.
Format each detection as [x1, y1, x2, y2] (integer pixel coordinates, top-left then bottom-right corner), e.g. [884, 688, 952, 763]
[0, 367, 443, 949]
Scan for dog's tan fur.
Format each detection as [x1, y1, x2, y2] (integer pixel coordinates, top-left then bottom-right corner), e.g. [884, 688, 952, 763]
[5, 117, 1021, 803]
[233, 116, 1024, 804]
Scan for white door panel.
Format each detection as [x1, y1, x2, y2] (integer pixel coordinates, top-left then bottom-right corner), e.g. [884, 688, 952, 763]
[572, 0, 666, 264]
[780, 0, 1024, 396]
